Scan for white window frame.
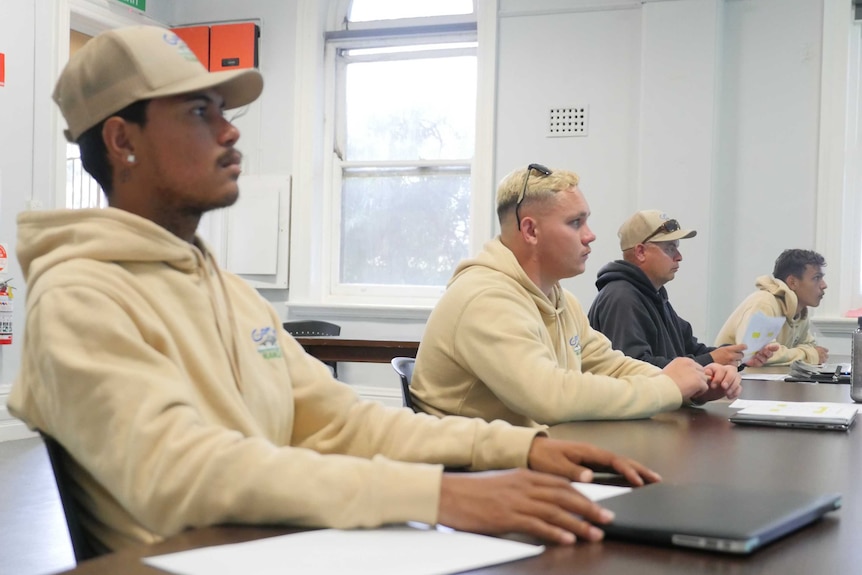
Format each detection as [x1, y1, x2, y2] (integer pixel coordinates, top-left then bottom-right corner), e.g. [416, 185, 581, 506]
[846, 21, 862, 312]
[323, 32, 477, 301]
[811, 0, 860, 344]
[46, 0, 164, 212]
[292, 0, 497, 310]
[288, 0, 497, 314]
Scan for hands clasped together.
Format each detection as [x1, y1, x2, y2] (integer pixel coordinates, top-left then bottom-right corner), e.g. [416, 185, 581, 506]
[661, 356, 743, 404]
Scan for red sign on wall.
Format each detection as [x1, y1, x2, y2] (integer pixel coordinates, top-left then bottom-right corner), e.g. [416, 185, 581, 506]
[0, 53, 6, 87]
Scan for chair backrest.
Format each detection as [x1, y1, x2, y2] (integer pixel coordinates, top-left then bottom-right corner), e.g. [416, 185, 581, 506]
[40, 433, 106, 563]
[282, 320, 341, 337]
[283, 320, 342, 378]
[390, 357, 416, 411]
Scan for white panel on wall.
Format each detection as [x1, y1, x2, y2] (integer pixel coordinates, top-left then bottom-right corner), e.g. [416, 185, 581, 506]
[225, 174, 291, 287]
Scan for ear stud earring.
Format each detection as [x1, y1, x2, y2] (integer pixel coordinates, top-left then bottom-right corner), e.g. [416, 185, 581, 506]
[126, 154, 136, 164]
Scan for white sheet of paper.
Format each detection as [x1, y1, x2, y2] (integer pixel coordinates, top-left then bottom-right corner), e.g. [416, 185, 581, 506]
[142, 526, 545, 575]
[730, 399, 862, 414]
[739, 373, 792, 381]
[572, 481, 631, 501]
[740, 311, 786, 362]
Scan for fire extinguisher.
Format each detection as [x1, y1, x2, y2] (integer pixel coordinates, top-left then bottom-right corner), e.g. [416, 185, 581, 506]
[0, 279, 13, 345]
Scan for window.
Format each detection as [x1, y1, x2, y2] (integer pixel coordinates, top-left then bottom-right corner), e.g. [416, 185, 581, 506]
[66, 143, 106, 209]
[324, 1, 478, 299]
[349, 0, 472, 22]
[815, 7, 862, 320]
[841, 20, 862, 315]
[852, 22, 862, 313]
[66, 30, 106, 209]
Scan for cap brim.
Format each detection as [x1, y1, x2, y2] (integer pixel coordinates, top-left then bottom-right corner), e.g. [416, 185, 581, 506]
[145, 67, 264, 110]
[650, 229, 697, 243]
[63, 68, 264, 143]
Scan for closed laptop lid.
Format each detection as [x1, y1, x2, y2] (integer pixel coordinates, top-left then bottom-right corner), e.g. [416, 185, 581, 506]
[600, 483, 841, 554]
[730, 403, 857, 431]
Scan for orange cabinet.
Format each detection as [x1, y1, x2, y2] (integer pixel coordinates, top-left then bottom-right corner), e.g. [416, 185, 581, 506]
[172, 26, 210, 69]
[210, 23, 259, 71]
[172, 23, 259, 72]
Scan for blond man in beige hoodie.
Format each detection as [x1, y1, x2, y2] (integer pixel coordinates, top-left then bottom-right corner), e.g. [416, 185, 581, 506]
[411, 165, 741, 427]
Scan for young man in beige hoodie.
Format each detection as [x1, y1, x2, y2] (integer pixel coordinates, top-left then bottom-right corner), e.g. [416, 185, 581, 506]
[411, 166, 741, 428]
[9, 27, 659, 554]
[715, 249, 829, 366]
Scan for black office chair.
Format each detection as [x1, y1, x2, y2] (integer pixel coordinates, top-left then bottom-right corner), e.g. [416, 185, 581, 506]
[40, 433, 107, 563]
[390, 357, 416, 411]
[283, 320, 342, 378]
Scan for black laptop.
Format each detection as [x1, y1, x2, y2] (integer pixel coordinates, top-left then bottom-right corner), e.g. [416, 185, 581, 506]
[599, 483, 841, 554]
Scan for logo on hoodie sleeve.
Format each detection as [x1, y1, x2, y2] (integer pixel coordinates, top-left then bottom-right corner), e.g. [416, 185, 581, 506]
[252, 326, 283, 359]
[569, 335, 582, 357]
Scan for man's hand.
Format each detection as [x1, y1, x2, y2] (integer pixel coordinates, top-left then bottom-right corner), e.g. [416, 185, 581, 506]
[661, 357, 709, 400]
[438, 469, 613, 545]
[710, 344, 747, 366]
[436, 438, 662, 545]
[691, 363, 742, 403]
[744, 343, 779, 368]
[527, 437, 661, 487]
[815, 346, 829, 363]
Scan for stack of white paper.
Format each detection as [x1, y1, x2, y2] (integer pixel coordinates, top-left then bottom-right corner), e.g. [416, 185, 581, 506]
[143, 525, 545, 575]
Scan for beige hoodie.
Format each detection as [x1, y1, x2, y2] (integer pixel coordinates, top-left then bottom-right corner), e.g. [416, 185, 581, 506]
[411, 238, 683, 427]
[9, 208, 540, 551]
[714, 275, 819, 365]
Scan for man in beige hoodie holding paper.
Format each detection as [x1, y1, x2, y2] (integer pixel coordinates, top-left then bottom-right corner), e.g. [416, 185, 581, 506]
[715, 249, 829, 366]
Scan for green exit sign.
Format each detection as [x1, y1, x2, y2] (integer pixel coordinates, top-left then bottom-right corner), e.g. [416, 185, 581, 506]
[114, 0, 146, 10]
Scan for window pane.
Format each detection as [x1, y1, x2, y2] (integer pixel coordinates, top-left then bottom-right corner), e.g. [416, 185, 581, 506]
[340, 173, 470, 286]
[349, 0, 473, 22]
[345, 55, 476, 161]
[66, 142, 106, 209]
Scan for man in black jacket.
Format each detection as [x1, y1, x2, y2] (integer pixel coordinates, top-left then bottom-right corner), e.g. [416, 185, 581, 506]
[587, 210, 773, 368]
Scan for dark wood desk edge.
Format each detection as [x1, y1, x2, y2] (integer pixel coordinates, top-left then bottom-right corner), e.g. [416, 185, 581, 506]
[294, 337, 420, 363]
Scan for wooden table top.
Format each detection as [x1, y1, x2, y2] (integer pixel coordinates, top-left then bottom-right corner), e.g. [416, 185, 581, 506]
[59, 378, 862, 574]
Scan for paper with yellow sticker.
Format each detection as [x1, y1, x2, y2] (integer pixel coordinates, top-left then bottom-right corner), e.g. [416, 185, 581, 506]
[739, 311, 786, 362]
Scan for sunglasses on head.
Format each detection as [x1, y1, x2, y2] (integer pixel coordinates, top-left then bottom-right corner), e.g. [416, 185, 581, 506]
[642, 219, 680, 243]
[515, 163, 553, 231]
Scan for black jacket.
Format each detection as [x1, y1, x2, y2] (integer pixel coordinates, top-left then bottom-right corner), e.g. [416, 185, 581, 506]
[587, 260, 714, 368]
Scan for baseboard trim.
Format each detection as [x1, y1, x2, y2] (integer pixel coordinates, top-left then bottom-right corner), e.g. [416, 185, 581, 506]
[352, 384, 404, 408]
[0, 419, 37, 443]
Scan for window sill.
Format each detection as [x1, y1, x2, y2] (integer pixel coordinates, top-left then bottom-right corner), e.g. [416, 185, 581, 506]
[811, 317, 859, 337]
[285, 300, 434, 321]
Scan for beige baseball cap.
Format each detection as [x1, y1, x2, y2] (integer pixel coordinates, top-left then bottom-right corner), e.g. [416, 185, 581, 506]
[618, 210, 696, 251]
[53, 25, 264, 142]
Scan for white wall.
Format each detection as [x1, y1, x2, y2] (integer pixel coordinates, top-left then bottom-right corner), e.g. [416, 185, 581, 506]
[496, 1, 643, 314]
[0, 0, 38, 439]
[495, 0, 837, 348]
[712, 0, 824, 334]
[172, 0, 296, 178]
[638, 0, 720, 335]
